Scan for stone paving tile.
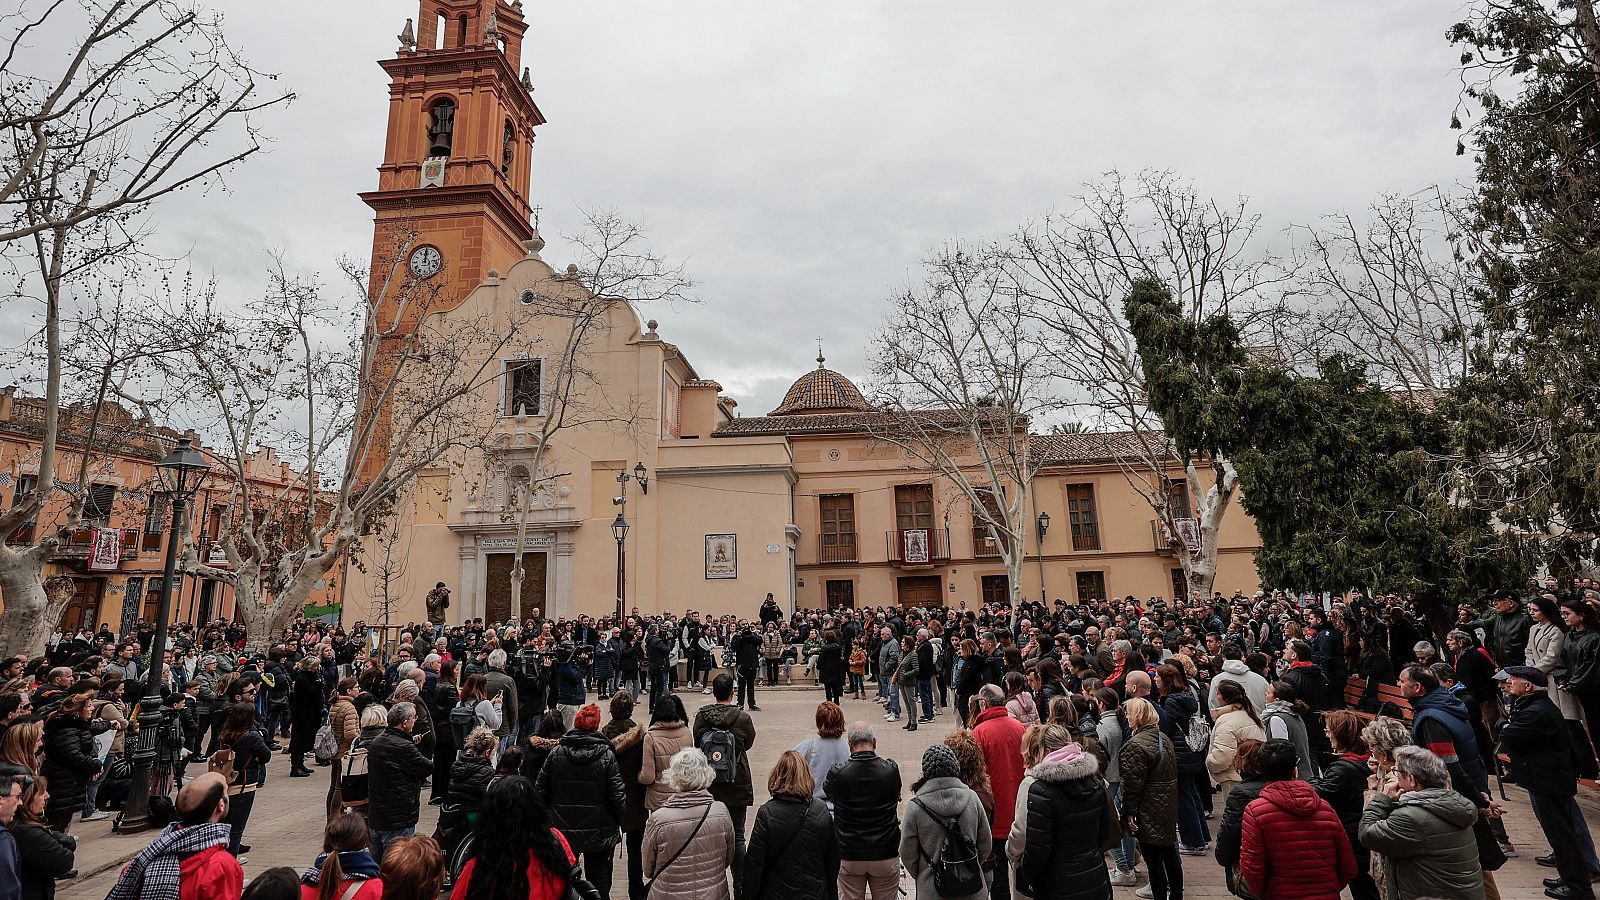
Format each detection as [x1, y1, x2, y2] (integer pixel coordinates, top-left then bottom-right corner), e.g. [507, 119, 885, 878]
[55, 687, 1600, 898]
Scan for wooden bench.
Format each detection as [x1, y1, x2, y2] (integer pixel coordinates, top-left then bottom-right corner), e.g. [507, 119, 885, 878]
[1343, 675, 1414, 722]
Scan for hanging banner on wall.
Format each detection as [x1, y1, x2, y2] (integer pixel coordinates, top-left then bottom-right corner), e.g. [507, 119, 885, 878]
[901, 528, 931, 565]
[88, 527, 121, 571]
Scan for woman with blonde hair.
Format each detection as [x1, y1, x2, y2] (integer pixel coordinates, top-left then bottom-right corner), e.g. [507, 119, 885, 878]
[742, 750, 838, 900]
[1118, 697, 1180, 900]
[0, 720, 43, 773]
[1009, 723, 1118, 900]
[643, 748, 736, 900]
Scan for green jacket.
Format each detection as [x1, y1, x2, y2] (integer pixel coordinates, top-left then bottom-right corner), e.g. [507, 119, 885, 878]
[894, 647, 920, 686]
[1358, 788, 1484, 900]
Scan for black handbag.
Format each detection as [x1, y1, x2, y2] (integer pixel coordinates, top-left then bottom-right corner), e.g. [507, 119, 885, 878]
[563, 864, 603, 900]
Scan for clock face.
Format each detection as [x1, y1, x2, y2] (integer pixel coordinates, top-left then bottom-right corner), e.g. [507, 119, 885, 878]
[409, 245, 443, 279]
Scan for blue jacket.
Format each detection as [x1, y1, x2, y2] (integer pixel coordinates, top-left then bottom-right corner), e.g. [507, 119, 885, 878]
[1411, 687, 1488, 796]
[556, 662, 587, 706]
[0, 822, 18, 900]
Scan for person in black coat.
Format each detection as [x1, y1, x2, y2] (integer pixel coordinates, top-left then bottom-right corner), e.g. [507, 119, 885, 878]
[12, 776, 75, 900]
[1213, 737, 1267, 897]
[816, 635, 845, 706]
[603, 693, 649, 900]
[39, 698, 101, 831]
[1500, 665, 1597, 899]
[1019, 740, 1118, 900]
[534, 703, 625, 898]
[287, 658, 324, 776]
[743, 750, 839, 900]
[429, 662, 461, 805]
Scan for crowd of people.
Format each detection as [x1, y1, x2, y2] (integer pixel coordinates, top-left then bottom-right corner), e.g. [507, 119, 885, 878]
[0, 577, 1599, 899]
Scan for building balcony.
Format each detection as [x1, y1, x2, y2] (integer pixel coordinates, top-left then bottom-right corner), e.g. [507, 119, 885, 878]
[816, 534, 857, 564]
[971, 526, 1006, 559]
[886, 528, 951, 567]
[54, 527, 140, 564]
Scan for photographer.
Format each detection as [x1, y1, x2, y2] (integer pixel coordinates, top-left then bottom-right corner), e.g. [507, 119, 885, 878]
[552, 643, 591, 731]
[732, 623, 765, 711]
[646, 626, 672, 710]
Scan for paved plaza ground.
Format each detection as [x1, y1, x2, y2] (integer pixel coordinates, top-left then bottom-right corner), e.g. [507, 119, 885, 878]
[57, 686, 1600, 898]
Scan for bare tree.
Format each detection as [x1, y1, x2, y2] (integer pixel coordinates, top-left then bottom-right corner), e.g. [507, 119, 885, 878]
[1278, 190, 1479, 394]
[866, 243, 1056, 610]
[1006, 170, 1290, 600]
[0, 0, 284, 656]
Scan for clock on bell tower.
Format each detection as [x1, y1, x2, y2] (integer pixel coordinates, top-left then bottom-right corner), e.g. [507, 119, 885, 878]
[359, 0, 545, 322]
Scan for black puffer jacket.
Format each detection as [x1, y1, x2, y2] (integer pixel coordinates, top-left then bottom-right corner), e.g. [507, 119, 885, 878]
[1021, 748, 1119, 900]
[535, 729, 625, 853]
[448, 754, 494, 809]
[1213, 776, 1267, 892]
[816, 641, 844, 685]
[1158, 690, 1205, 776]
[13, 819, 75, 900]
[1311, 754, 1372, 869]
[742, 794, 839, 900]
[40, 716, 101, 821]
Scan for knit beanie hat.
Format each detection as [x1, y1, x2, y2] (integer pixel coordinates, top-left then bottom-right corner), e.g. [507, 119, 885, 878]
[921, 744, 960, 780]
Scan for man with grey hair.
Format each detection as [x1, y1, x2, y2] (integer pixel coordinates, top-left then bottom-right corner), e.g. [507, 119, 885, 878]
[1358, 745, 1485, 899]
[366, 699, 433, 861]
[483, 648, 519, 750]
[390, 680, 435, 758]
[824, 723, 901, 900]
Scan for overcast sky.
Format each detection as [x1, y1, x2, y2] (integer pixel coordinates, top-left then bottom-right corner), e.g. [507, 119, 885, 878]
[123, 1, 1472, 416]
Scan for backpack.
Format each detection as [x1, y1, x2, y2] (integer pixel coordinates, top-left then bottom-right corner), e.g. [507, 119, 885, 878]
[1184, 688, 1211, 752]
[449, 701, 478, 749]
[341, 737, 372, 806]
[313, 723, 338, 764]
[698, 726, 739, 784]
[910, 797, 984, 897]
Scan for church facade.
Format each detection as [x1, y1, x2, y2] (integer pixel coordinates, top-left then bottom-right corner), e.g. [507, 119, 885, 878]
[339, 0, 1262, 625]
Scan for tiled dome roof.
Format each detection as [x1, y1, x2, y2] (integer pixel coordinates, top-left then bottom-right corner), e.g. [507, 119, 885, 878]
[768, 355, 875, 416]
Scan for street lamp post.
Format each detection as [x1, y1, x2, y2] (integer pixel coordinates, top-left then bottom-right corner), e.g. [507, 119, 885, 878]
[1035, 511, 1051, 604]
[116, 437, 209, 833]
[612, 512, 629, 628]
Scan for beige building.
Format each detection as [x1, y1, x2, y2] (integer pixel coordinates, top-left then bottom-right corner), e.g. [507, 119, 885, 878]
[339, 0, 1261, 626]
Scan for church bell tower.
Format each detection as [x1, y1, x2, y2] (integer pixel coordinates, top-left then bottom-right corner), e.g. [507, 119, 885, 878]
[359, 0, 545, 320]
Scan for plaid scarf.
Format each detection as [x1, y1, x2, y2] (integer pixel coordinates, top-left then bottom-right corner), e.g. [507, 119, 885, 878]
[105, 822, 232, 900]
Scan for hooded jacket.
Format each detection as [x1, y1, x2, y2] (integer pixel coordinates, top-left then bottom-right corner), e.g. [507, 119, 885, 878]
[447, 753, 494, 809]
[899, 776, 993, 900]
[1238, 779, 1356, 900]
[1209, 660, 1268, 712]
[741, 794, 839, 900]
[693, 703, 757, 809]
[1262, 700, 1313, 780]
[643, 789, 735, 900]
[535, 728, 625, 852]
[1410, 687, 1488, 796]
[1359, 787, 1484, 900]
[1014, 746, 1118, 900]
[972, 706, 1026, 839]
[640, 722, 693, 811]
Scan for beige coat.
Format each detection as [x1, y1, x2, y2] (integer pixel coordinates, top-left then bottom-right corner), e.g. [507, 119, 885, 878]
[639, 722, 693, 811]
[94, 697, 130, 755]
[642, 789, 735, 900]
[1205, 705, 1265, 786]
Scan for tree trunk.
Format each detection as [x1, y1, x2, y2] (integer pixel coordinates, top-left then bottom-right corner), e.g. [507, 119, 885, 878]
[0, 545, 51, 658]
[1183, 456, 1237, 602]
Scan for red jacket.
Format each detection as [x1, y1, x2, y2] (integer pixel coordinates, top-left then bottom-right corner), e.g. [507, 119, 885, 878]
[451, 830, 575, 900]
[180, 845, 242, 900]
[971, 706, 1025, 838]
[1238, 780, 1356, 900]
[302, 879, 383, 900]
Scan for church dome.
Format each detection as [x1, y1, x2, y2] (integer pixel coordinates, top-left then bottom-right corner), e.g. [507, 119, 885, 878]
[769, 354, 875, 416]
